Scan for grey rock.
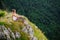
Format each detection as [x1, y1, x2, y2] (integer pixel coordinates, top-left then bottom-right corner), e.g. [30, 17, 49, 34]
[22, 27, 28, 33]
[0, 25, 16, 40]
[22, 24, 34, 38]
[0, 32, 6, 39]
[31, 36, 37, 40]
[11, 32, 15, 40]
[15, 31, 21, 38]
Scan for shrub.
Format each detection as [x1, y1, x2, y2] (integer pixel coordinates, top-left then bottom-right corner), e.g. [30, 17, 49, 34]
[0, 22, 5, 25]
[0, 10, 5, 17]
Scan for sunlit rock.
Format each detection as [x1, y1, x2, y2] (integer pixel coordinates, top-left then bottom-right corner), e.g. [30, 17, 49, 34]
[15, 31, 21, 38]
[0, 32, 6, 40]
[31, 36, 37, 40]
[11, 32, 15, 40]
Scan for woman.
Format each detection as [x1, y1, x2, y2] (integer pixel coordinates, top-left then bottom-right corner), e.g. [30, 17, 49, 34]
[12, 9, 18, 21]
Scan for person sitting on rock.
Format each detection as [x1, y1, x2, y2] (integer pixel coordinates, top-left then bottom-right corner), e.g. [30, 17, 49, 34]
[12, 9, 18, 21]
[12, 9, 25, 22]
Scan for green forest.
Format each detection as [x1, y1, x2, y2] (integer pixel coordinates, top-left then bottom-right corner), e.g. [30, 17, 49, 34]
[0, 0, 60, 40]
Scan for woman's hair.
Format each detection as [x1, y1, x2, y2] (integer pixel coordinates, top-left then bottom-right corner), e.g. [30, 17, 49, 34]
[12, 9, 16, 12]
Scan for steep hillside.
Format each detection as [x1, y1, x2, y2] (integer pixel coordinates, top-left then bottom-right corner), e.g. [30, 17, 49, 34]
[0, 10, 48, 40]
[1, 0, 60, 40]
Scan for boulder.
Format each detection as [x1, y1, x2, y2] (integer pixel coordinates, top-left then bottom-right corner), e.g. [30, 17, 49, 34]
[31, 36, 37, 40]
[15, 31, 21, 38]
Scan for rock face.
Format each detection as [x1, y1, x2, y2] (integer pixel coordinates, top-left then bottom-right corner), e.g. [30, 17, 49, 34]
[0, 24, 37, 40]
[0, 11, 48, 40]
[0, 25, 21, 40]
[22, 24, 37, 40]
[0, 25, 7, 40]
[0, 25, 37, 40]
[22, 25, 34, 37]
[31, 36, 37, 40]
[0, 14, 38, 40]
[15, 31, 21, 38]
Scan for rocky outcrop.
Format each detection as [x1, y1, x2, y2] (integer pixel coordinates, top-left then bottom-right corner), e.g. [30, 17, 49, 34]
[22, 24, 37, 40]
[0, 25, 21, 40]
[0, 11, 48, 40]
[0, 24, 37, 40]
[0, 13, 38, 40]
